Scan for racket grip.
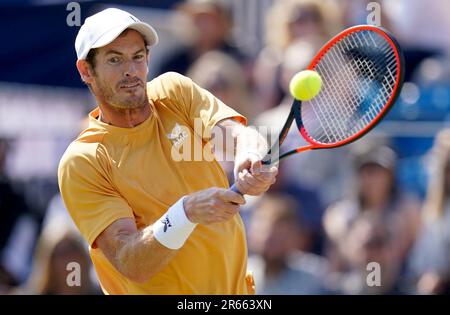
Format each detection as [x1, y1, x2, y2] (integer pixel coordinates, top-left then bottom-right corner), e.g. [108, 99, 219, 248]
[230, 183, 243, 195]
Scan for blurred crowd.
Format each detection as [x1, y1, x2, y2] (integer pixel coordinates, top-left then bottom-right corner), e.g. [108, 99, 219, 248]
[1, 0, 450, 295]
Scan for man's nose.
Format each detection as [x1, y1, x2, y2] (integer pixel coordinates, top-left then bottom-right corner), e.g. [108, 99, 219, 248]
[124, 62, 137, 77]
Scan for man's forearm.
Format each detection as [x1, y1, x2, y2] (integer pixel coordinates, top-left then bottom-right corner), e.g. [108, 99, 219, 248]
[114, 227, 178, 283]
[213, 119, 268, 161]
[97, 198, 197, 283]
[233, 124, 268, 160]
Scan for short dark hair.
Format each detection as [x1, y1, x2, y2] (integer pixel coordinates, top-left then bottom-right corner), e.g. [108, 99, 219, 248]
[82, 48, 98, 89]
[85, 48, 99, 71]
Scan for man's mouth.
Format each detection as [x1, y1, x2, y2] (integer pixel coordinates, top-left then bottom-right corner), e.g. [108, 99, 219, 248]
[120, 82, 141, 89]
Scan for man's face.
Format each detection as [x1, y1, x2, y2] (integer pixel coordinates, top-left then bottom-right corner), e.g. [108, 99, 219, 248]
[86, 30, 149, 109]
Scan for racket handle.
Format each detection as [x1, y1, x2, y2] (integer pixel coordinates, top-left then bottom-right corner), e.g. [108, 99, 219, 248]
[230, 183, 243, 195]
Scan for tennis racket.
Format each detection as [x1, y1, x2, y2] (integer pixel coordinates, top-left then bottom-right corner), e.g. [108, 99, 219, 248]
[231, 25, 405, 194]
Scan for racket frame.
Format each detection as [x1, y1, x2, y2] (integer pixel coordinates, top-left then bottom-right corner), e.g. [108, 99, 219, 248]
[263, 25, 405, 165]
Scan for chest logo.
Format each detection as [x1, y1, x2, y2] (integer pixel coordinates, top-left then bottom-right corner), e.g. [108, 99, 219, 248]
[167, 123, 189, 148]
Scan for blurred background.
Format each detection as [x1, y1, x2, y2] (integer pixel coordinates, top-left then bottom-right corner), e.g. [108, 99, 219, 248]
[1, 0, 450, 295]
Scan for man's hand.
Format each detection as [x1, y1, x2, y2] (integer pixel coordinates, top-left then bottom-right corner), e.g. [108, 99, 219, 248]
[212, 118, 278, 196]
[233, 152, 278, 196]
[184, 188, 246, 224]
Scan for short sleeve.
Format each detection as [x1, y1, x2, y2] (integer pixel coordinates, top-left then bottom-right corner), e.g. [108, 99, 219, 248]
[153, 72, 247, 139]
[58, 143, 134, 246]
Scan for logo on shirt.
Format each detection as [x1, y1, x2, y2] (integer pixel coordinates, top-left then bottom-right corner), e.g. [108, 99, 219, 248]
[162, 216, 172, 232]
[167, 123, 189, 149]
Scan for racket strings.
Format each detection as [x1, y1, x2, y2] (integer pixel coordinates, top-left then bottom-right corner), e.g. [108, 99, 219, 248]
[302, 30, 399, 144]
[329, 38, 393, 127]
[310, 34, 394, 141]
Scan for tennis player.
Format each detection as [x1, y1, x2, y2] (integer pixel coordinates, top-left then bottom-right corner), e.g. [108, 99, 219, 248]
[58, 8, 277, 294]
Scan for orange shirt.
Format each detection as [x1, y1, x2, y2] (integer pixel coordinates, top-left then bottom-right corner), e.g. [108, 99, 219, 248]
[58, 72, 254, 294]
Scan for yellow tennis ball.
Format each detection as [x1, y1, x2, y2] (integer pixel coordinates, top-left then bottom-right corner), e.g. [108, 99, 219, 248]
[289, 70, 322, 101]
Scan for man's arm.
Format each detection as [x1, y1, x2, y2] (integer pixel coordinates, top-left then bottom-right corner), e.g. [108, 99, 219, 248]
[212, 118, 278, 196]
[94, 218, 174, 283]
[94, 188, 245, 283]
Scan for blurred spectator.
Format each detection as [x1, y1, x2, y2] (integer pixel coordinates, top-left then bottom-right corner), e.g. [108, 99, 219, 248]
[11, 214, 100, 295]
[328, 213, 404, 294]
[158, 0, 249, 76]
[268, 170, 324, 255]
[253, 0, 342, 110]
[406, 129, 450, 294]
[0, 138, 37, 292]
[323, 145, 421, 280]
[247, 193, 329, 294]
[265, 0, 341, 53]
[187, 50, 255, 122]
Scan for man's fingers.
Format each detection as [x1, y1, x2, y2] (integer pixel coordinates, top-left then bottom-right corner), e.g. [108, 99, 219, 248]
[218, 189, 246, 205]
[213, 202, 240, 222]
[234, 158, 251, 180]
[242, 166, 277, 186]
[234, 165, 278, 196]
[236, 176, 254, 195]
[237, 172, 263, 196]
[241, 170, 267, 188]
[252, 166, 278, 181]
[250, 159, 262, 175]
[224, 204, 240, 215]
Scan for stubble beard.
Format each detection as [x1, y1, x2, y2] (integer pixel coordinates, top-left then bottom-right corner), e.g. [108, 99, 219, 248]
[96, 78, 148, 110]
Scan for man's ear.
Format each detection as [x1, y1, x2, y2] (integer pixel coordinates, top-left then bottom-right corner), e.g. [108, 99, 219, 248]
[76, 59, 95, 85]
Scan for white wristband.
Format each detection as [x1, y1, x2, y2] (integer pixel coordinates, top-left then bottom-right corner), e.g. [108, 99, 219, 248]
[153, 196, 197, 250]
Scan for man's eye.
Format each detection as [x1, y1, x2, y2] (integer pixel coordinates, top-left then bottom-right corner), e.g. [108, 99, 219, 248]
[109, 57, 121, 63]
[134, 55, 144, 61]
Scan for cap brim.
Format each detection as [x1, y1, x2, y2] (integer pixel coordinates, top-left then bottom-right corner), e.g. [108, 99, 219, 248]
[91, 21, 158, 51]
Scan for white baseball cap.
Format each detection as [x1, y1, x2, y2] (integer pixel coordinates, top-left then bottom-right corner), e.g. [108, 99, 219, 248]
[75, 8, 159, 60]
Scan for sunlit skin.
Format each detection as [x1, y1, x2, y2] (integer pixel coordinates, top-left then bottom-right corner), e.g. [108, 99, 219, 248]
[76, 30, 151, 128]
